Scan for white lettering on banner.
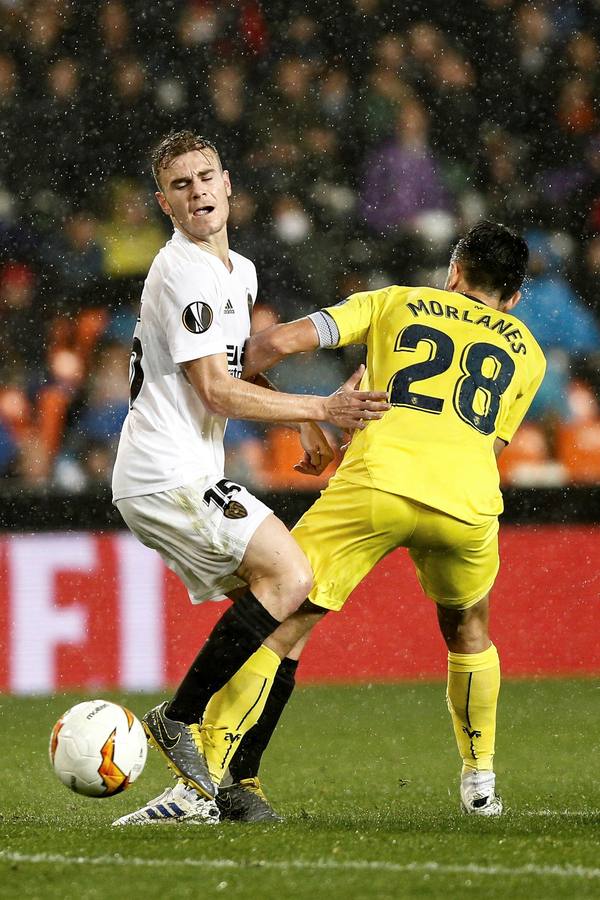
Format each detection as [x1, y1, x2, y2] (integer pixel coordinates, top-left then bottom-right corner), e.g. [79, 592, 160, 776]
[9, 535, 95, 694]
[116, 534, 164, 691]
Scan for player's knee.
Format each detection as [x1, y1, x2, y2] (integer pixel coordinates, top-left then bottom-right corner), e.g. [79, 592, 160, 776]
[249, 553, 313, 620]
[269, 559, 312, 619]
[285, 559, 313, 607]
[439, 611, 489, 653]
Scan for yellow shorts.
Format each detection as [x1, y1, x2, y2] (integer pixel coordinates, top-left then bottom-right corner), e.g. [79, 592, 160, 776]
[291, 477, 499, 611]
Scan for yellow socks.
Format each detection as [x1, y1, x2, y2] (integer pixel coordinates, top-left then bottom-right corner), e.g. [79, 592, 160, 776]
[446, 643, 500, 773]
[201, 644, 280, 784]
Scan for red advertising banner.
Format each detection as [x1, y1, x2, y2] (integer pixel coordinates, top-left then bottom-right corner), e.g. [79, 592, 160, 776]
[0, 526, 598, 694]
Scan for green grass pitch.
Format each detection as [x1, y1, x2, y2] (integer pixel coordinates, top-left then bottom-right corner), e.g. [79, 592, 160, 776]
[1, 680, 599, 899]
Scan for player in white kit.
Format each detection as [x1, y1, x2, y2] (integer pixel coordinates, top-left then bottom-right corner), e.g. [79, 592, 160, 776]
[111, 131, 389, 824]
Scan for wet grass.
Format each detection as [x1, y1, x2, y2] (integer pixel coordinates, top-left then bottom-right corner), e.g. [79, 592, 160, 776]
[1, 680, 599, 899]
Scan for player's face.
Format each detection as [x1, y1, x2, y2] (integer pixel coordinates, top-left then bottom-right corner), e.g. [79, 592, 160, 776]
[155, 149, 232, 243]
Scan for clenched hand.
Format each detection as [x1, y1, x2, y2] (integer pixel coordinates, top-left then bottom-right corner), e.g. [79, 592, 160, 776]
[293, 422, 335, 475]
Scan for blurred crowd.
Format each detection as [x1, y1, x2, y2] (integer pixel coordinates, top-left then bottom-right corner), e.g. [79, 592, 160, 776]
[2, 0, 600, 492]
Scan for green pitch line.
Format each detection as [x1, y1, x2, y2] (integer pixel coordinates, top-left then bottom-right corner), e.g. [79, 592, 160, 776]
[1, 680, 599, 900]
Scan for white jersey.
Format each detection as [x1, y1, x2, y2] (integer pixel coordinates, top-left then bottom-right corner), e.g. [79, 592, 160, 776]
[112, 229, 257, 502]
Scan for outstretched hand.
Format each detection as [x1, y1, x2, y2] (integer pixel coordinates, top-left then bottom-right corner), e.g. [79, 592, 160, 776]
[323, 365, 390, 431]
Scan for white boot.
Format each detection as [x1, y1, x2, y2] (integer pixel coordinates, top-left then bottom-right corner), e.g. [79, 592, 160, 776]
[112, 781, 220, 826]
[460, 770, 503, 816]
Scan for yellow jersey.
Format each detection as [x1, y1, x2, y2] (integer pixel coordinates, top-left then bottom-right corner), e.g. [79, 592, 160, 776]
[322, 286, 546, 524]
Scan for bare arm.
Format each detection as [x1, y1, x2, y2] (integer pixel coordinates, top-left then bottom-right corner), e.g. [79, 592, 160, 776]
[249, 372, 334, 475]
[494, 438, 507, 457]
[242, 318, 319, 379]
[183, 353, 389, 431]
[247, 371, 300, 431]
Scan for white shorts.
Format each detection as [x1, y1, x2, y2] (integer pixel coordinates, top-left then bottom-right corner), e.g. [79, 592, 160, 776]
[116, 476, 273, 604]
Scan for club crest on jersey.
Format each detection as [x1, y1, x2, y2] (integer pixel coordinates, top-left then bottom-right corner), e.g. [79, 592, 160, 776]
[182, 301, 213, 334]
[223, 500, 248, 519]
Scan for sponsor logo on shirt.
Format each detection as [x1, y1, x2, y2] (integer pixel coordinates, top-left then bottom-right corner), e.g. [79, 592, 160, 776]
[226, 343, 243, 378]
[224, 299, 235, 314]
[182, 301, 213, 334]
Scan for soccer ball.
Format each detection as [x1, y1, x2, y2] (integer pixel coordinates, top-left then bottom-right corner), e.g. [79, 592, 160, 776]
[49, 699, 147, 797]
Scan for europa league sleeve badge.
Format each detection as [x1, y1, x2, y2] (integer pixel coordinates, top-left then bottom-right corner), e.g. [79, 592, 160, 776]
[182, 301, 213, 334]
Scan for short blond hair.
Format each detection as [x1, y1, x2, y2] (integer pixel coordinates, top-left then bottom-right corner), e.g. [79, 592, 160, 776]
[151, 131, 222, 189]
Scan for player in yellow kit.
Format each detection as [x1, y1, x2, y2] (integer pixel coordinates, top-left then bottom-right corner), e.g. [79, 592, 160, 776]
[293, 276, 544, 613]
[230, 221, 545, 817]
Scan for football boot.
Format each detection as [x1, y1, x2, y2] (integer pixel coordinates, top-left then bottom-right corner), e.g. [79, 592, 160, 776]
[112, 781, 219, 826]
[216, 777, 283, 823]
[142, 702, 215, 799]
[460, 770, 503, 816]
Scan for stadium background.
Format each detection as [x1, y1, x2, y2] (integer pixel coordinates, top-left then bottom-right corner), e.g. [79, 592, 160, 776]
[1, 0, 599, 692]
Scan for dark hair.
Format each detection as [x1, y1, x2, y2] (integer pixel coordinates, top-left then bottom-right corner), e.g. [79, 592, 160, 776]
[451, 221, 529, 301]
[151, 130, 222, 189]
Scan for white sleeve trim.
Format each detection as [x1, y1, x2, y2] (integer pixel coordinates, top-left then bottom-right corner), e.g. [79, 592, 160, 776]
[307, 311, 340, 348]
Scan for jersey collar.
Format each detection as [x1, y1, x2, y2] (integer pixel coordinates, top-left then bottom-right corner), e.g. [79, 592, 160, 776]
[459, 291, 487, 307]
[172, 229, 234, 274]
